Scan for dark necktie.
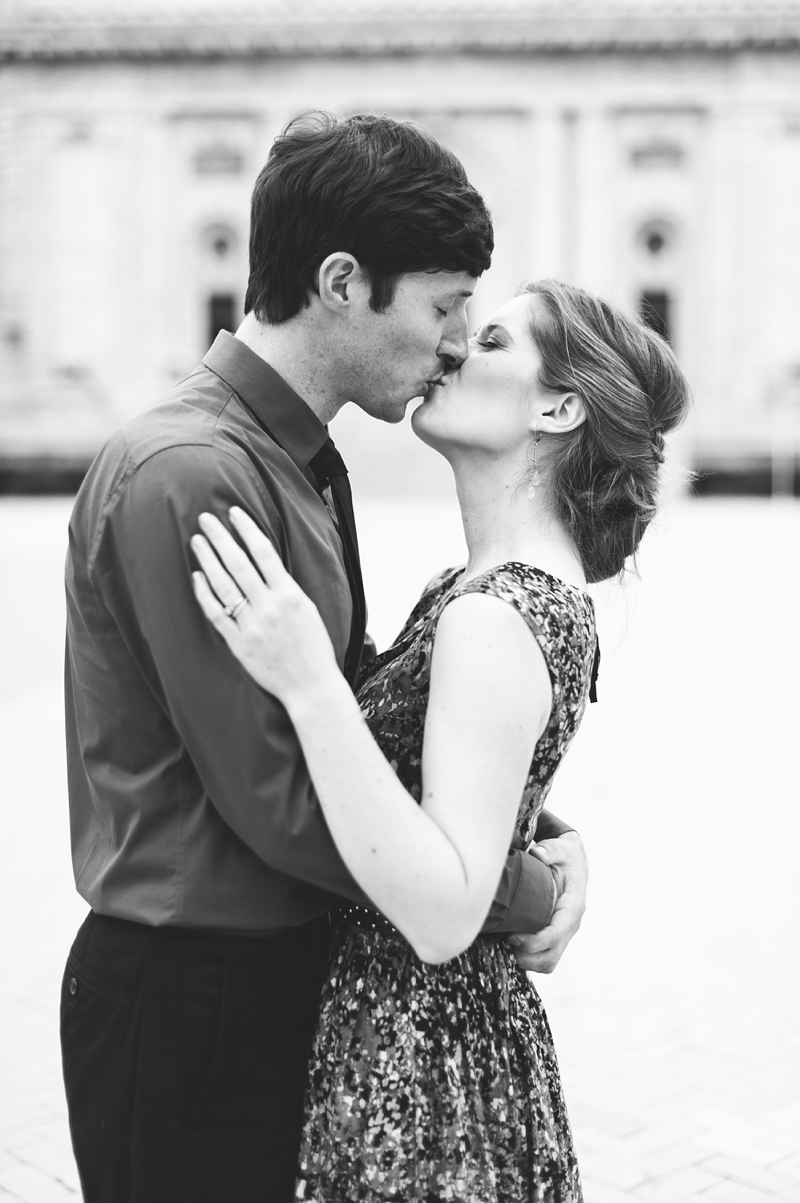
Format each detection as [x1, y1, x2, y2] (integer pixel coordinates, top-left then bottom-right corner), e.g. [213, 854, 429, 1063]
[309, 437, 367, 687]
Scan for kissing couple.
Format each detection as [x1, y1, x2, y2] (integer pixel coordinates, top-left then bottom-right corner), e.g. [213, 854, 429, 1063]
[61, 111, 689, 1202]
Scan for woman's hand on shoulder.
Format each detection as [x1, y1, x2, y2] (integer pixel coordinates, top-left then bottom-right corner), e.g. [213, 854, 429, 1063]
[190, 507, 338, 702]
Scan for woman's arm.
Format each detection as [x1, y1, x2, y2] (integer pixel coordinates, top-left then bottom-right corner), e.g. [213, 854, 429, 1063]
[191, 508, 553, 963]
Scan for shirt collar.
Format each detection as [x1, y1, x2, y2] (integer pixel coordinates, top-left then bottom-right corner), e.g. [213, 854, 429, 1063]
[203, 331, 328, 471]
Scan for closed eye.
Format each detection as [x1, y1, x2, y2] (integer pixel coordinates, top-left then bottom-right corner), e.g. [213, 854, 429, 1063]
[473, 321, 510, 351]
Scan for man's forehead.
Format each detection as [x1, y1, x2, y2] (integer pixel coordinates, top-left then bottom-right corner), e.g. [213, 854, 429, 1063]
[429, 272, 477, 299]
[398, 269, 477, 301]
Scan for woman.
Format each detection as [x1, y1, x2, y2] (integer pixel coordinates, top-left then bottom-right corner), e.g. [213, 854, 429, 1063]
[190, 280, 690, 1201]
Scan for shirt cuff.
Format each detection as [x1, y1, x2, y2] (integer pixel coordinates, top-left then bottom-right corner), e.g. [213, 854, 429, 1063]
[480, 848, 557, 935]
[534, 809, 575, 841]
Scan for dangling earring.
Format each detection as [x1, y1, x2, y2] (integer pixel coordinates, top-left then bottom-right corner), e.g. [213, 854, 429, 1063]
[527, 431, 542, 500]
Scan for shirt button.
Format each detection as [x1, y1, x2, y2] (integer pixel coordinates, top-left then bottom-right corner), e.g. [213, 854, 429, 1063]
[69, 977, 78, 996]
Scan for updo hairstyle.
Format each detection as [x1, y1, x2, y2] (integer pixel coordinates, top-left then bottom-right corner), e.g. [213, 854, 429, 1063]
[524, 280, 690, 584]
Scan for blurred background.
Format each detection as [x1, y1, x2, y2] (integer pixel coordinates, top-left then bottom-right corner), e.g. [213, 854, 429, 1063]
[1, 3, 799, 1202]
[2, 0, 800, 495]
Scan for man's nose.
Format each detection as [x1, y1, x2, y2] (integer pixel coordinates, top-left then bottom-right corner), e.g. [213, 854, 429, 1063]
[438, 320, 469, 369]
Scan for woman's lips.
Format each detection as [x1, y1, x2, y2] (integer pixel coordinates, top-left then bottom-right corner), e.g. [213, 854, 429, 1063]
[423, 376, 452, 398]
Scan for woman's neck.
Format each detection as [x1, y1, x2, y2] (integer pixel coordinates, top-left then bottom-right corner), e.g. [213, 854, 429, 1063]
[450, 452, 586, 589]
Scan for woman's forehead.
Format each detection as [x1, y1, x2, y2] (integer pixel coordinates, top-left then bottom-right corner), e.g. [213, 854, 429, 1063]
[483, 293, 534, 335]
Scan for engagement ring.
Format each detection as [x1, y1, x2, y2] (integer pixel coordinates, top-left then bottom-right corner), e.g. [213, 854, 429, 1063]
[223, 596, 248, 620]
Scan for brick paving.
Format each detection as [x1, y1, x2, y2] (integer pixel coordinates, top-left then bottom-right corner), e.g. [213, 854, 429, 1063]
[1, 495, 798, 1202]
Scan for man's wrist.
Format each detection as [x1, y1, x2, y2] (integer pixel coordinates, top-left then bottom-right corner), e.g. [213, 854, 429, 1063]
[534, 809, 576, 841]
[483, 851, 558, 933]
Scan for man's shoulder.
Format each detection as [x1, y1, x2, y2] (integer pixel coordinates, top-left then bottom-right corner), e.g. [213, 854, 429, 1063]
[72, 366, 276, 542]
[92, 365, 271, 490]
[121, 364, 235, 467]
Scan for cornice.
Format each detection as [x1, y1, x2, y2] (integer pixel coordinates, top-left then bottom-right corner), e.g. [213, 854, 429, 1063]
[3, 3, 800, 62]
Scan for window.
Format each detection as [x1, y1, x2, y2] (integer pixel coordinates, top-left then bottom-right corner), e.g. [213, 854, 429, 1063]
[211, 233, 232, 258]
[207, 293, 236, 349]
[193, 143, 244, 176]
[645, 230, 665, 255]
[201, 224, 238, 261]
[639, 291, 671, 343]
[630, 140, 685, 170]
[637, 220, 677, 260]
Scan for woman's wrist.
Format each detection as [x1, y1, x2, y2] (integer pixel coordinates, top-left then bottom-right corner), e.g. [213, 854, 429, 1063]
[282, 663, 356, 727]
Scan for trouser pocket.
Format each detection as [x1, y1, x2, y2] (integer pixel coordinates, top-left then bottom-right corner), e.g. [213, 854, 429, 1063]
[61, 947, 126, 1202]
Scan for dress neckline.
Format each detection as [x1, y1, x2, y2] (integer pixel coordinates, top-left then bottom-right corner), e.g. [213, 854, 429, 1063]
[451, 561, 593, 603]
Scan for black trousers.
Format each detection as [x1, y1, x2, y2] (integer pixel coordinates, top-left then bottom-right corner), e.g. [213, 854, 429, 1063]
[60, 910, 330, 1203]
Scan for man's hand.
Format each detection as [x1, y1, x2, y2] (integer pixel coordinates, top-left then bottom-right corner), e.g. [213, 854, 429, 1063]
[508, 831, 588, 974]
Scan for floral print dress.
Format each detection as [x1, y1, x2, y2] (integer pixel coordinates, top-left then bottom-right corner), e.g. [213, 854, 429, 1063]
[295, 563, 597, 1203]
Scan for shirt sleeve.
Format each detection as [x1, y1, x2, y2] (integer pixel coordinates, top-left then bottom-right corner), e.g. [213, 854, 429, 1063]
[480, 808, 576, 933]
[533, 809, 576, 840]
[481, 848, 557, 934]
[96, 442, 374, 908]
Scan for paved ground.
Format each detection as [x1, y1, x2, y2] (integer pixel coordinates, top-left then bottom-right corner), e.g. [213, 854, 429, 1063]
[0, 493, 798, 1202]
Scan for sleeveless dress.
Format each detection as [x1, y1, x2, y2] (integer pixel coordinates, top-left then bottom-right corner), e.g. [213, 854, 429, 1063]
[295, 563, 597, 1203]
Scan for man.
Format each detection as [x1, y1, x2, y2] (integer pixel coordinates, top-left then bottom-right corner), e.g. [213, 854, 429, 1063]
[62, 111, 588, 1202]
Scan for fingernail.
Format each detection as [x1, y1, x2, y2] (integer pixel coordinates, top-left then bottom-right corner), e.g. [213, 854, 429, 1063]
[508, 937, 521, 947]
[230, 506, 243, 520]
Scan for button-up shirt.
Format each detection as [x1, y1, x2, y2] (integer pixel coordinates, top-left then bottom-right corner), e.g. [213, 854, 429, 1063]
[64, 332, 562, 934]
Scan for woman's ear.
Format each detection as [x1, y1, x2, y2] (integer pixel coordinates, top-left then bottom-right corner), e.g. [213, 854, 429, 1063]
[536, 391, 586, 435]
[315, 253, 367, 312]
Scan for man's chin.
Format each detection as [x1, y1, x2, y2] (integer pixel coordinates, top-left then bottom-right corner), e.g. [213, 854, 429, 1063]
[377, 397, 413, 424]
[385, 403, 410, 425]
[350, 396, 408, 424]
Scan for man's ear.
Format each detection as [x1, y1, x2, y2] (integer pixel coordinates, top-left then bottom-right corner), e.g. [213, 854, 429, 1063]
[316, 253, 368, 312]
[536, 391, 586, 435]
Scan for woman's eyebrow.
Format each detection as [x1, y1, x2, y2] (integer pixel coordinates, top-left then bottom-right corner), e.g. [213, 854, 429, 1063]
[480, 323, 512, 341]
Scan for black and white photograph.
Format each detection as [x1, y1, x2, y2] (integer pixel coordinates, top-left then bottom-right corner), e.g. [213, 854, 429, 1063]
[1, 1, 798, 1200]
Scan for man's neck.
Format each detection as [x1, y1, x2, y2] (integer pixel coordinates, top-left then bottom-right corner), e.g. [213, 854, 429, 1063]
[234, 311, 345, 426]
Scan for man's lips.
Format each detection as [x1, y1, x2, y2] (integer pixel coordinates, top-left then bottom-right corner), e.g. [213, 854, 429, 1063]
[422, 375, 450, 399]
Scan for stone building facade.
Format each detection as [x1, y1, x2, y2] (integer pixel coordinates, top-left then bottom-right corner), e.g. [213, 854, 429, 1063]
[1, 0, 800, 490]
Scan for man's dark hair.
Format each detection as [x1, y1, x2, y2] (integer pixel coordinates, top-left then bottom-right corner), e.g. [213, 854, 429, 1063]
[244, 111, 494, 323]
